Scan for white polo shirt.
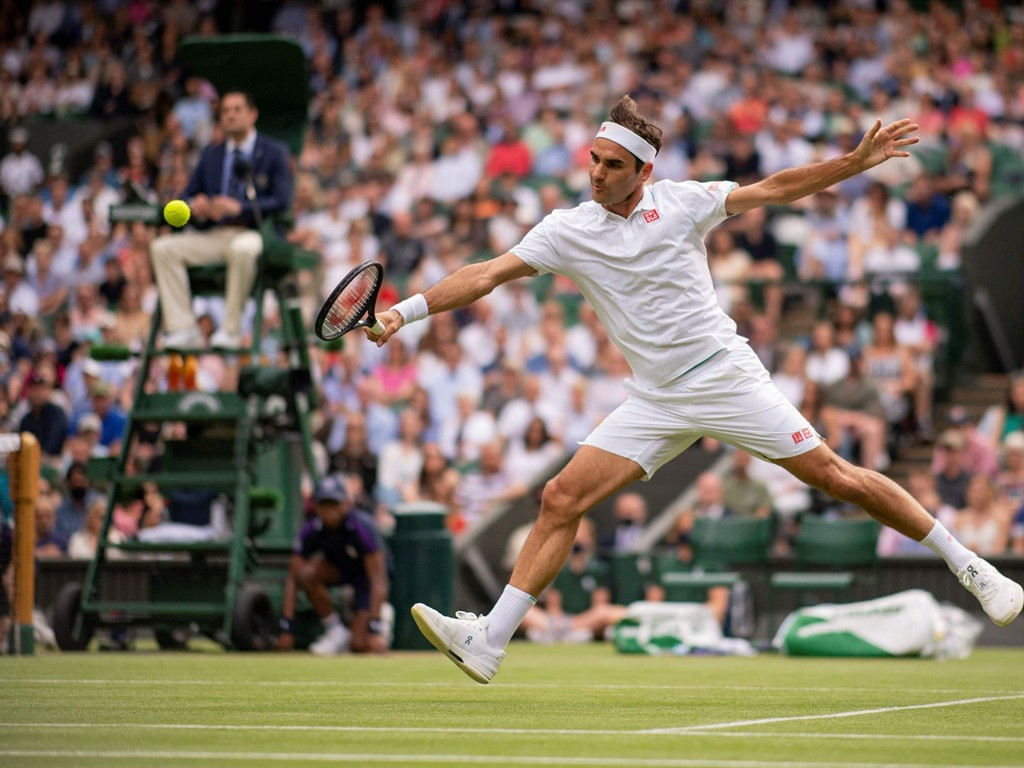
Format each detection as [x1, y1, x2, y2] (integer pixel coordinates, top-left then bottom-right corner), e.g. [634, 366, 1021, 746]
[511, 179, 740, 388]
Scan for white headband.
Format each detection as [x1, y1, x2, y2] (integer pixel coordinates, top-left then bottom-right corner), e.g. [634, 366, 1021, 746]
[595, 121, 657, 164]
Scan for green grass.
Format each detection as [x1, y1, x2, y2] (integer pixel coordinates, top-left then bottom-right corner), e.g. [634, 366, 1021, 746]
[2, 643, 1024, 767]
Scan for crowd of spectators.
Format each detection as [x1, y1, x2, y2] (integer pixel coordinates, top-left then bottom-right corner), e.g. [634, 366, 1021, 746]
[0, 0, 1023, 574]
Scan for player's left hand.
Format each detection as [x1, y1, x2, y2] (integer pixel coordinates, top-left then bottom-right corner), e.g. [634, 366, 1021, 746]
[855, 118, 920, 170]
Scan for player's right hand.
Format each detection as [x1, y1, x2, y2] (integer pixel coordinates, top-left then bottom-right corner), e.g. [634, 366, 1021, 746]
[275, 632, 294, 651]
[365, 309, 404, 346]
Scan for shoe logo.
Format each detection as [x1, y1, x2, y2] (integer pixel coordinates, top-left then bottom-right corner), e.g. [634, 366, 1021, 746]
[464, 636, 473, 645]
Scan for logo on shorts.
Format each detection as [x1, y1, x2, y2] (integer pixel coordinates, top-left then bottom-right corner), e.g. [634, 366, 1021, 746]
[791, 431, 805, 444]
[643, 209, 660, 223]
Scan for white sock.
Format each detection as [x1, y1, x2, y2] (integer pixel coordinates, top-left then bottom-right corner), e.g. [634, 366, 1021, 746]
[920, 520, 975, 573]
[322, 612, 342, 629]
[486, 585, 537, 649]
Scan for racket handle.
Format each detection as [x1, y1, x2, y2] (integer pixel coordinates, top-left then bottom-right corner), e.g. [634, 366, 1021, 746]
[369, 317, 385, 336]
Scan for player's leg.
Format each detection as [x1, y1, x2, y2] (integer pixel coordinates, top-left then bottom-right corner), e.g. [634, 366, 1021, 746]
[776, 443, 1022, 626]
[296, 555, 350, 655]
[509, 445, 645, 597]
[411, 445, 645, 682]
[691, 344, 1021, 628]
[775, 443, 933, 538]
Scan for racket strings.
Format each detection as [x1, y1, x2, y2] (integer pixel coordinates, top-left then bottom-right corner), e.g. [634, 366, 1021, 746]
[321, 270, 377, 338]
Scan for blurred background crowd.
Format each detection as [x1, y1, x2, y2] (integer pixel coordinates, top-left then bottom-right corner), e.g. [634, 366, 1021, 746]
[1, 0, 1024, 567]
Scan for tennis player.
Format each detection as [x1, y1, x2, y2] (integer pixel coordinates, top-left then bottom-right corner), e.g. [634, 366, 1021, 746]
[373, 96, 1022, 683]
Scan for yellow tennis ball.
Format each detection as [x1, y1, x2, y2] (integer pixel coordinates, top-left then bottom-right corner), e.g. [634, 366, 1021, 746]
[163, 199, 191, 227]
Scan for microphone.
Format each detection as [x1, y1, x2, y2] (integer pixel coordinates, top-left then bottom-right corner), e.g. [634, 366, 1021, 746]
[232, 155, 255, 199]
[231, 154, 263, 230]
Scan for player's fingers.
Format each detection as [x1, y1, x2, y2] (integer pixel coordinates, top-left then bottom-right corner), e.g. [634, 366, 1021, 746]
[892, 122, 919, 137]
[374, 320, 400, 347]
[866, 118, 882, 139]
[894, 137, 919, 147]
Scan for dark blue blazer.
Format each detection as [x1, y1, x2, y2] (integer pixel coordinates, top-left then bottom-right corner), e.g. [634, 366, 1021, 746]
[184, 132, 292, 230]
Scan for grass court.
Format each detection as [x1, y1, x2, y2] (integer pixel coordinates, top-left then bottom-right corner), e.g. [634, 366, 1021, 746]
[2, 643, 1023, 767]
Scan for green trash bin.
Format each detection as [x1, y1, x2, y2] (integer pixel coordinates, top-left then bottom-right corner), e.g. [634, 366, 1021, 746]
[389, 502, 453, 650]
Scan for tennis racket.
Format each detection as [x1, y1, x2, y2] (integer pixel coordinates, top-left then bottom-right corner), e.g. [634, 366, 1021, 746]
[314, 261, 386, 341]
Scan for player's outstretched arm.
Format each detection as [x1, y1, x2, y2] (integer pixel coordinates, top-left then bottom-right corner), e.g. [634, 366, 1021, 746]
[725, 118, 919, 216]
[369, 251, 536, 345]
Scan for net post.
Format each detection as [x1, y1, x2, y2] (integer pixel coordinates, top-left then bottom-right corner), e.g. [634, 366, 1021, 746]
[11, 433, 38, 655]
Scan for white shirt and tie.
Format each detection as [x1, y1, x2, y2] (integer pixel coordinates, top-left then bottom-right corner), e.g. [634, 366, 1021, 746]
[221, 131, 257, 198]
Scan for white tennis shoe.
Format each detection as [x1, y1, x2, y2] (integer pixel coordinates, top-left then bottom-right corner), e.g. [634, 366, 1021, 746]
[957, 558, 1023, 627]
[309, 623, 351, 656]
[411, 603, 505, 684]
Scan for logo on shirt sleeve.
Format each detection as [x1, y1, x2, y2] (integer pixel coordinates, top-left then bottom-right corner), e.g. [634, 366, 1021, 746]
[642, 209, 660, 223]
[791, 428, 814, 444]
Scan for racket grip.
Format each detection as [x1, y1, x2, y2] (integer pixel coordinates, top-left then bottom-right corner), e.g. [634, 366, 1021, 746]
[369, 317, 385, 336]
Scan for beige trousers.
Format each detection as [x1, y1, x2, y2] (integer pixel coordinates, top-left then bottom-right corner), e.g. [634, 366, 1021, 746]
[150, 227, 262, 336]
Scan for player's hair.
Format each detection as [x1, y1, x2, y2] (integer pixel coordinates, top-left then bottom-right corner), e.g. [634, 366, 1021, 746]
[607, 95, 663, 170]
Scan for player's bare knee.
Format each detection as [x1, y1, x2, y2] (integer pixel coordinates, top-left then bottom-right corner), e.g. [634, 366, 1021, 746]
[819, 463, 864, 502]
[539, 477, 584, 525]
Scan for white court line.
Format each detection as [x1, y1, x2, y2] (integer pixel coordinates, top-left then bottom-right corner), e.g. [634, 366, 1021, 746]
[3, 678, 1021, 696]
[4, 722, 1024, 744]
[0, 750, 1019, 768]
[645, 694, 1024, 734]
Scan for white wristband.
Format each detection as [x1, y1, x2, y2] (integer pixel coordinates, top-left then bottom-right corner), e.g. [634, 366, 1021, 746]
[390, 293, 429, 324]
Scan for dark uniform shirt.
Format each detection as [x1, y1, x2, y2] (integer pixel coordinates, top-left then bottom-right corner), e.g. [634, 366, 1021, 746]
[294, 509, 384, 608]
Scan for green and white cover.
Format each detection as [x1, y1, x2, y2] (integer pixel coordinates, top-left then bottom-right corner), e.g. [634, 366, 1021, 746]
[773, 589, 983, 658]
[614, 601, 754, 656]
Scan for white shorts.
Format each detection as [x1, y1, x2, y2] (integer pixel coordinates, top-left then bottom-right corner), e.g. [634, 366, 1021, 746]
[582, 345, 821, 479]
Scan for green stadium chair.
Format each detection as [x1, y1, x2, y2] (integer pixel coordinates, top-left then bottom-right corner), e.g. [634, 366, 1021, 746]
[654, 517, 772, 602]
[607, 552, 649, 605]
[691, 516, 774, 571]
[769, 516, 881, 630]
